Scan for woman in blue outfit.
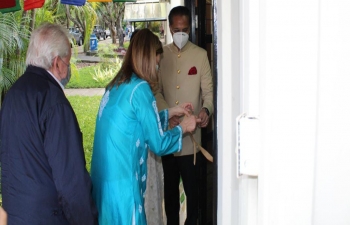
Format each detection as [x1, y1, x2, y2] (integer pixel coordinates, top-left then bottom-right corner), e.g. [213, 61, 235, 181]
[90, 29, 200, 225]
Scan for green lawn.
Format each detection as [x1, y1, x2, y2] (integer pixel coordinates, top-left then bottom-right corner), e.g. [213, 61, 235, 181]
[67, 95, 102, 172]
[66, 65, 110, 89]
[66, 61, 122, 89]
[67, 41, 124, 89]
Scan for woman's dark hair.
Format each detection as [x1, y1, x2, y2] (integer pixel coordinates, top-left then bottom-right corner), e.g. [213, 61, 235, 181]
[107, 28, 163, 91]
[168, 6, 191, 25]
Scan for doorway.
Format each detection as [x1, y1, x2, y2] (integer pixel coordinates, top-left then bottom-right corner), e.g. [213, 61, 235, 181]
[184, 0, 217, 224]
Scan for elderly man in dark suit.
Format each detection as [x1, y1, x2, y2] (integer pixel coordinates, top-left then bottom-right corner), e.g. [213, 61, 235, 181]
[0, 23, 98, 225]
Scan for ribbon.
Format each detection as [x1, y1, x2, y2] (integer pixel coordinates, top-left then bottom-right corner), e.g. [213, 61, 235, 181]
[190, 133, 213, 165]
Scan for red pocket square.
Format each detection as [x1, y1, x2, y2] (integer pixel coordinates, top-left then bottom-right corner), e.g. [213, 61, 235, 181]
[188, 66, 197, 75]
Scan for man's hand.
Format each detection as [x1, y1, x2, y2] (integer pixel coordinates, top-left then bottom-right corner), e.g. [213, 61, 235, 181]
[198, 108, 209, 127]
[0, 207, 7, 225]
[180, 115, 201, 134]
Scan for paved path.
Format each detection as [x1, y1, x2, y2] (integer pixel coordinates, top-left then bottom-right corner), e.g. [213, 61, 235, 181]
[64, 88, 105, 96]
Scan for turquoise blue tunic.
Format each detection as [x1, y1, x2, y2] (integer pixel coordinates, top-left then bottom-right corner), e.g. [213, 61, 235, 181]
[91, 74, 183, 225]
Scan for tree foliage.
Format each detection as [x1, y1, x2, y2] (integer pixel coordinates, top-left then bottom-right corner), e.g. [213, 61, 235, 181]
[66, 3, 97, 52]
[0, 0, 127, 106]
[0, 12, 30, 106]
[97, 2, 125, 46]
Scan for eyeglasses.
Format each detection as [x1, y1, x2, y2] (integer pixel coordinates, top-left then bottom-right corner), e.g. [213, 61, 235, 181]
[171, 28, 190, 33]
[59, 57, 70, 68]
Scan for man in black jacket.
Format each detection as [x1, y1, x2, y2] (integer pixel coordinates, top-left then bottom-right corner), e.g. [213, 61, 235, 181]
[0, 23, 98, 225]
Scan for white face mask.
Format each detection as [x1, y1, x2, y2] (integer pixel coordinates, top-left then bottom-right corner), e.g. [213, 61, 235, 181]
[156, 64, 159, 71]
[173, 32, 189, 50]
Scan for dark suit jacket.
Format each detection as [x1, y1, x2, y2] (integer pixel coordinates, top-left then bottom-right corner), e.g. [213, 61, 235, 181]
[0, 66, 98, 225]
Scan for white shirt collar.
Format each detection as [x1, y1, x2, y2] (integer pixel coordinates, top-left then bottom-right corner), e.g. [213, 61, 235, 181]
[46, 70, 65, 90]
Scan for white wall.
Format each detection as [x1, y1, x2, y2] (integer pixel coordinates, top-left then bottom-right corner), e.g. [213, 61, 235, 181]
[259, 1, 350, 224]
[216, 0, 350, 224]
[259, 0, 319, 224]
[313, 1, 350, 224]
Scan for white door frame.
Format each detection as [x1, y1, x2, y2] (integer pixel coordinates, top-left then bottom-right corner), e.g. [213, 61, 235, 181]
[215, 0, 241, 224]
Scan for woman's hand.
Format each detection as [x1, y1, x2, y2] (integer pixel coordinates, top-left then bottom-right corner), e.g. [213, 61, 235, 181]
[168, 102, 194, 119]
[169, 116, 180, 128]
[180, 115, 201, 134]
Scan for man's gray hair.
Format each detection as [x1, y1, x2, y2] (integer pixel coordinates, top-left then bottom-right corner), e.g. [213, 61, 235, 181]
[26, 23, 70, 69]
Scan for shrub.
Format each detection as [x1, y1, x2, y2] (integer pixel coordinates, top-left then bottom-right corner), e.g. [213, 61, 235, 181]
[92, 58, 122, 84]
[66, 65, 105, 88]
[92, 63, 119, 84]
[97, 43, 117, 61]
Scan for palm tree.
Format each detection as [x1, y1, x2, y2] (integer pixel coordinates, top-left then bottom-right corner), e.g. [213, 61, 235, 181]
[0, 12, 30, 106]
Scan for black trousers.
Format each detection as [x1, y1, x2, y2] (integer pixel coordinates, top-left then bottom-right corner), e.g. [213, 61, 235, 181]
[162, 152, 203, 225]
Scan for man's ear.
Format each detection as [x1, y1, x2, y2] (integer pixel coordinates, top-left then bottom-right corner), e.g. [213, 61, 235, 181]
[53, 56, 59, 69]
[49, 57, 60, 76]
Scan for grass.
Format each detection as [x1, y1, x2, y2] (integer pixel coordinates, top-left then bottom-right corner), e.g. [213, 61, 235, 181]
[67, 59, 122, 89]
[66, 65, 110, 89]
[67, 40, 126, 89]
[67, 95, 102, 172]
